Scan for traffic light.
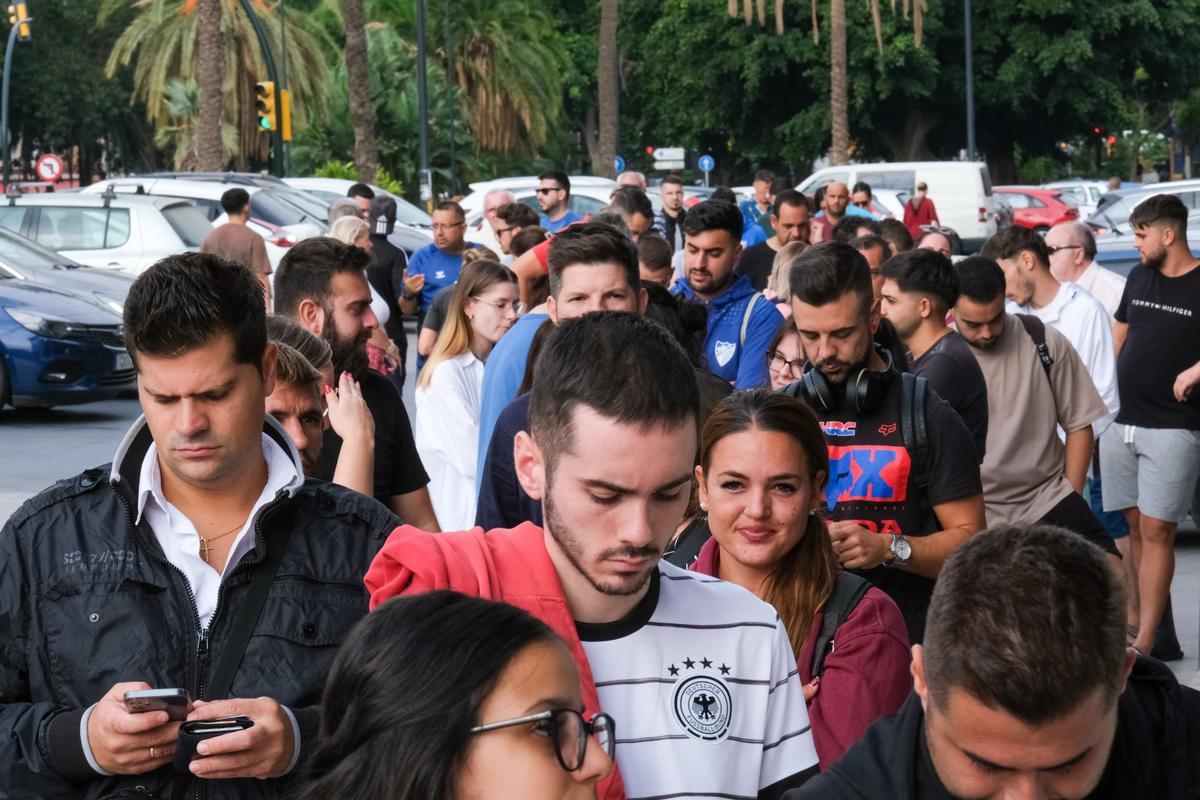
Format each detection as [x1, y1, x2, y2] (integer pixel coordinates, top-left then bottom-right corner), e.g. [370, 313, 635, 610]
[8, 2, 30, 41]
[279, 88, 292, 142]
[255, 81, 277, 132]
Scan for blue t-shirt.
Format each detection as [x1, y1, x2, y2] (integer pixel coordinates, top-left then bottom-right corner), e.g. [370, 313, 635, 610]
[407, 243, 472, 313]
[540, 209, 583, 234]
[476, 311, 550, 487]
[739, 198, 770, 229]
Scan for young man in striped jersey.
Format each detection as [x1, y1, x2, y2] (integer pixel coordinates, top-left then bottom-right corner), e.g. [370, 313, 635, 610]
[366, 312, 819, 799]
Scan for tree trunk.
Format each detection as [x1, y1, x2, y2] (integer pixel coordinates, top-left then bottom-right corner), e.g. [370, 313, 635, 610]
[593, 0, 619, 178]
[342, 0, 377, 182]
[194, 0, 225, 171]
[828, 0, 849, 165]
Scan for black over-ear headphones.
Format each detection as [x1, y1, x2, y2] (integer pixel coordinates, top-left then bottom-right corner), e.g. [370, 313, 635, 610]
[793, 344, 894, 414]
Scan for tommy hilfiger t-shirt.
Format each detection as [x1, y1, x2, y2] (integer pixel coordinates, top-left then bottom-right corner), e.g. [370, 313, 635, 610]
[578, 562, 819, 800]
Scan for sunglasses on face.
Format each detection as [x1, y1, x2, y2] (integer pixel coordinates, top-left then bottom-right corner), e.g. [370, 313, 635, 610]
[470, 709, 615, 772]
[536, 187, 564, 195]
[1045, 244, 1081, 256]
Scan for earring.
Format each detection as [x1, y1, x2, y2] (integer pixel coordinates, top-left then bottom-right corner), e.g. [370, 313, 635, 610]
[699, 501, 708, 512]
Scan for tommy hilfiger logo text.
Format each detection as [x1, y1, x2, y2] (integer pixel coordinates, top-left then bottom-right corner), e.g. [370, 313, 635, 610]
[1131, 298, 1194, 317]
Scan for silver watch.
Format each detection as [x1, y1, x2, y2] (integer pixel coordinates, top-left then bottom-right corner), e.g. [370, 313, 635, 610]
[887, 534, 912, 567]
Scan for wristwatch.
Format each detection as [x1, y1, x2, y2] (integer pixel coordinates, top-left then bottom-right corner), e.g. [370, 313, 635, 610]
[886, 534, 912, 568]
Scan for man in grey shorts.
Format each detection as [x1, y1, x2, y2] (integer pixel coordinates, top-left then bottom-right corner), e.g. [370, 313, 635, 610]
[1101, 194, 1200, 659]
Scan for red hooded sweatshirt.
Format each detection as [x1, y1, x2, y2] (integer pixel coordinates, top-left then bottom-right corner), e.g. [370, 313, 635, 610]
[364, 522, 626, 800]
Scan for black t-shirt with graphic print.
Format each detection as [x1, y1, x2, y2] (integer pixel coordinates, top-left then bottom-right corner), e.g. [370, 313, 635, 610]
[807, 369, 981, 643]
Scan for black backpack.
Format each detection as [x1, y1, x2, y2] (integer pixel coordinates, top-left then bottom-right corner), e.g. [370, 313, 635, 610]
[811, 571, 874, 678]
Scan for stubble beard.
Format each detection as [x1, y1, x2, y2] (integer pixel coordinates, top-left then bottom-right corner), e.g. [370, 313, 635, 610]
[544, 485, 658, 598]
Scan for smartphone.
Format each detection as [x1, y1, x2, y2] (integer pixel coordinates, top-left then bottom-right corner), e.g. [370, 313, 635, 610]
[123, 688, 191, 720]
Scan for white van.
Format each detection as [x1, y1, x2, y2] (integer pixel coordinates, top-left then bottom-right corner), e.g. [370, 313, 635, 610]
[796, 161, 998, 252]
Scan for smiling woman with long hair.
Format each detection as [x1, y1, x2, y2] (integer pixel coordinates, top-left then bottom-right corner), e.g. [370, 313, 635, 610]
[415, 259, 520, 530]
[691, 389, 912, 768]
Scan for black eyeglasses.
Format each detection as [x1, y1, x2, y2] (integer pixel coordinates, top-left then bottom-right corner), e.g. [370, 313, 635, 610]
[1045, 244, 1081, 256]
[470, 709, 615, 772]
[768, 350, 805, 373]
[535, 187, 563, 195]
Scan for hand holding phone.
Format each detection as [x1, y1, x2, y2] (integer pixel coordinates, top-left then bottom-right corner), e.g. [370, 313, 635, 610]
[174, 717, 255, 773]
[88, 682, 186, 775]
[123, 688, 191, 721]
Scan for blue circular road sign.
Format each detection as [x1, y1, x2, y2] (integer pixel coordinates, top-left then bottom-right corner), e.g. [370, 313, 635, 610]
[698, 154, 716, 172]
[614, 156, 626, 174]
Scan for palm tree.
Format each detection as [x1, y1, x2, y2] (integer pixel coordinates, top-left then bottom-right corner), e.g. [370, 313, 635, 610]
[341, 0, 377, 181]
[194, 0, 224, 169]
[594, 0, 618, 178]
[154, 78, 238, 169]
[729, 0, 927, 165]
[101, 0, 332, 168]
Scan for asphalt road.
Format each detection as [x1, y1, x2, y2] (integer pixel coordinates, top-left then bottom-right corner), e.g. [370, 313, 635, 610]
[2, 389, 1197, 689]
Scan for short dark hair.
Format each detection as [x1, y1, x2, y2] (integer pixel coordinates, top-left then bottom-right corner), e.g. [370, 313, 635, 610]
[530, 312, 699, 475]
[923, 524, 1128, 725]
[881, 248, 959, 313]
[789, 241, 873, 316]
[273, 237, 371, 316]
[509, 226, 548, 259]
[682, 199, 742, 243]
[1129, 193, 1188, 235]
[433, 200, 464, 222]
[955, 255, 1006, 304]
[754, 168, 776, 183]
[496, 202, 539, 228]
[609, 186, 654, 220]
[661, 174, 684, 188]
[346, 182, 375, 201]
[220, 187, 251, 215]
[773, 190, 810, 214]
[879, 218, 914, 253]
[980, 224, 1050, 269]
[124, 252, 266, 370]
[850, 180, 872, 197]
[833, 215, 881, 243]
[637, 233, 672, 270]
[769, 177, 792, 197]
[538, 170, 571, 196]
[547, 221, 639, 297]
[299, 592, 559, 800]
[710, 187, 738, 205]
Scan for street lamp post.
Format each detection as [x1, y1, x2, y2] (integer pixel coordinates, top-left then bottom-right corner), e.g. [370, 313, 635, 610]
[416, 0, 432, 211]
[238, 0, 283, 176]
[964, 0, 976, 162]
[2, 4, 32, 189]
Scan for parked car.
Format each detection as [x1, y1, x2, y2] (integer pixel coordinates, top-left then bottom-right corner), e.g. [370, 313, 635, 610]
[993, 187, 1079, 232]
[1042, 179, 1107, 219]
[993, 193, 1015, 230]
[0, 227, 132, 314]
[283, 177, 433, 229]
[1088, 180, 1200, 235]
[0, 275, 135, 408]
[796, 161, 998, 252]
[0, 190, 211, 274]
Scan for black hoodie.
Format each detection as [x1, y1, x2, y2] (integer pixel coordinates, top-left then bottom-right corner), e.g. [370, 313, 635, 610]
[784, 656, 1200, 800]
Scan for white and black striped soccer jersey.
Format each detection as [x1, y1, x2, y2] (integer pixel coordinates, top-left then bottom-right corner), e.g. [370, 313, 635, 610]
[578, 561, 819, 799]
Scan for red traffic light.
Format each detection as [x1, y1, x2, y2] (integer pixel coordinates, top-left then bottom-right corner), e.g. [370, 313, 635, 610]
[1107, 136, 1117, 145]
[646, 146, 655, 155]
[1093, 127, 1102, 135]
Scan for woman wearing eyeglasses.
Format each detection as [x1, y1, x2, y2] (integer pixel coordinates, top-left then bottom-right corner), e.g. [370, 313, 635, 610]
[416, 259, 521, 529]
[690, 390, 912, 769]
[299, 591, 615, 800]
[766, 319, 805, 391]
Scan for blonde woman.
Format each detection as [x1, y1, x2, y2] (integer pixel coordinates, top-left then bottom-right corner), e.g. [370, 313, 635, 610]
[415, 260, 519, 529]
[765, 240, 808, 318]
[330, 217, 400, 374]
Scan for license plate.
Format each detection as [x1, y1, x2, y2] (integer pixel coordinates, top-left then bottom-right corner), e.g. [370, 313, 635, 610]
[115, 352, 133, 371]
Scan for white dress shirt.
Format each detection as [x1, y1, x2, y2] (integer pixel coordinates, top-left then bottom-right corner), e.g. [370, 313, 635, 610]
[136, 434, 302, 629]
[1074, 261, 1127, 321]
[1015, 282, 1120, 436]
[415, 351, 486, 530]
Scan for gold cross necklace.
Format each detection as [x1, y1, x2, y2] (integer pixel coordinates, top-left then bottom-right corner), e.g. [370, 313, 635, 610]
[198, 519, 246, 561]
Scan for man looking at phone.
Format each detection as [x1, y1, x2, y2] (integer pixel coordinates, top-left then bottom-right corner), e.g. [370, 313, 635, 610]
[0, 253, 397, 798]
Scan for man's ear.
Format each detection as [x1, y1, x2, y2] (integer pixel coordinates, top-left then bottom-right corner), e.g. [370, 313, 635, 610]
[260, 342, 278, 399]
[514, 431, 547, 501]
[1161, 225, 1177, 248]
[546, 295, 560, 325]
[918, 296, 933, 321]
[637, 286, 649, 314]
[297, 298, 325, 337]
[1020, 250, 1037, 273]
[911, 644, 928, 711]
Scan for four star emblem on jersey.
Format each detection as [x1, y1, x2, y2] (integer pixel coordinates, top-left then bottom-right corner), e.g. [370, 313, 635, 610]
[668, 656, 733, 741]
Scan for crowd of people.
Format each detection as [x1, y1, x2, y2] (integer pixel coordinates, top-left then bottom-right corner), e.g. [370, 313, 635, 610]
[2, 175, 1200, 800]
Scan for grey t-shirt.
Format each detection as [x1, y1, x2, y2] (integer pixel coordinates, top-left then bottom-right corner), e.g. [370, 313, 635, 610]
[421, 284, 455, 335]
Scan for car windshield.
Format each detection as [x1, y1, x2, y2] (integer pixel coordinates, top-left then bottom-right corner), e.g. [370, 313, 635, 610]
[161, 203, 214, 248]
[267, 188, 332, 225]
[249, 191, 308, 227]
[0, 227, 78, 271]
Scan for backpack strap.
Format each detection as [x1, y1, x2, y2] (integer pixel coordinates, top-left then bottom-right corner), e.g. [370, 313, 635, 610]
[900, 372, 931, 491]
[1016, 313, 1054, 381]
[739, 292, 762, 347]
[810, 572, 874, 679]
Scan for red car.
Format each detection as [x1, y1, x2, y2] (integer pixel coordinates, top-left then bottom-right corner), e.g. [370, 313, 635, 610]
[993, 186, 1079, 233]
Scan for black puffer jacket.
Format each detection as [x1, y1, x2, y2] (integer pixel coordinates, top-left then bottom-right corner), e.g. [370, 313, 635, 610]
[0, 417, 399, 800]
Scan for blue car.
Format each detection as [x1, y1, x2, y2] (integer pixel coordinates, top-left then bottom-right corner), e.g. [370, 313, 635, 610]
[0, 277, 135, 409]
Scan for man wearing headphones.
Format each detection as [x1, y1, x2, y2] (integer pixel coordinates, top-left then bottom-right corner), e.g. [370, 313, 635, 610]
[784, 242, 986, 643]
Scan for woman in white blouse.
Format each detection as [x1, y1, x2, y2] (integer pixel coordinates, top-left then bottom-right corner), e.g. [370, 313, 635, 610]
[416, 259, 520, 529]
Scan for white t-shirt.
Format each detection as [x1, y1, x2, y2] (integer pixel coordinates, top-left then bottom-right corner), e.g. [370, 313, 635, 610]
[579, 561, 819, 799]
[415, 351, 486, 530]
[1013, 281, 1119, 436]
